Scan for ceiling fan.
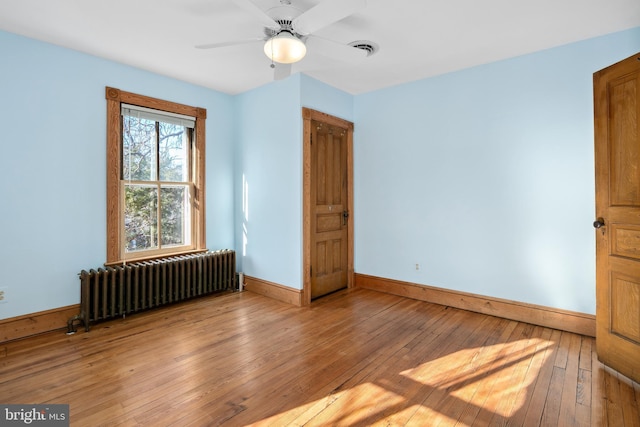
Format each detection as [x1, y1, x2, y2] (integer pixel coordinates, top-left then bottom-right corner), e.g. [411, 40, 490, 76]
[196, 0, 369, 80]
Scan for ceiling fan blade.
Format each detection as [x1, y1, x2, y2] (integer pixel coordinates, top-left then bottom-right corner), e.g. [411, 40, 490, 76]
[274, 63, 292, 80]
[292, 0, 367, 35]
[195, 38, 264, 49]
[232, 0, 280, 31]
[306, 36, 368, 63]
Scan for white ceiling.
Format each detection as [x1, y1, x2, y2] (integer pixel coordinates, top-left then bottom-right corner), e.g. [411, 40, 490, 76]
[0, 0, 639, 95]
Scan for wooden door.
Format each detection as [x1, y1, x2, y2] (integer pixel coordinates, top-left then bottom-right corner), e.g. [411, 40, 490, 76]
[302, 108, 354, 302]
[594, 52, 640, 384]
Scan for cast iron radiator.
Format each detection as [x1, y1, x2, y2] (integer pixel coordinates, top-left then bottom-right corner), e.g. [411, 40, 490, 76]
[67, 250, 236, 333]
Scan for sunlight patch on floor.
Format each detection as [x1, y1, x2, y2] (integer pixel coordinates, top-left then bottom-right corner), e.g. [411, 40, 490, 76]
[258, 383, 405, 426]
[255, 336, 556, 425]
[399, 338, 553, 417]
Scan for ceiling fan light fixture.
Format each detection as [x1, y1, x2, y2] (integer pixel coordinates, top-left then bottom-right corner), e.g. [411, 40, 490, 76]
[264, 31, 306, 64]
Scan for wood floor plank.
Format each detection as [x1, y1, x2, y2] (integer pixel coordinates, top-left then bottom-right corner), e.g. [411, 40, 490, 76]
[575, 336, 593, 426]
[496, 326, 551, 427]
[553, 330, 571, 368]
[618, 371, 640, 427]
[540, 366, 565, 426]
[558, 332, 582, 426]
[576, 337, 592, 408]
[605, 365, 628, 426]
[578, 336, 592, 372]
[592, 344, 608, 427]
[486, 324, 544, 425]
[576, 367, 592, 426]
[389, 312, 502, 425]
[520, 328, 562, 427]
[453, 320, 520, 426]
[425, 316, 510, 427]
[0, 288, 638, 426]
[466, 322, 534, 426]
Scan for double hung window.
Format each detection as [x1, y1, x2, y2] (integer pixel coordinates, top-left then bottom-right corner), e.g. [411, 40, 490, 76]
[122, 105, 193, 254]
[106, 88, 206, 263]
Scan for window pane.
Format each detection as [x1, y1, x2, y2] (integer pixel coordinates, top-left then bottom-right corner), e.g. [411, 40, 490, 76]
[159, 122, 188, 182]
[123, 116, 157, 181]
[125, 184, 158, 252]
[160, 185, 190, 247]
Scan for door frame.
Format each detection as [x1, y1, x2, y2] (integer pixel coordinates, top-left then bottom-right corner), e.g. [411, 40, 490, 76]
[302, 107, 355, 306]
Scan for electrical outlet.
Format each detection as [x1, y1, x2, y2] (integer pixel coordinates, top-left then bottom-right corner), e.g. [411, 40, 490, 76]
[415, 263, 420, 270]
[0, 287, 6, 304]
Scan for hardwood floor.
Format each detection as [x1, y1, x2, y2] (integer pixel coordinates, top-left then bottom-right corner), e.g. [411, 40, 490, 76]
[1, 288, 638, 426]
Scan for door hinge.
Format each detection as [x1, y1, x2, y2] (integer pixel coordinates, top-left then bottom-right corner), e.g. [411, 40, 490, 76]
[310, 265, 312, 276]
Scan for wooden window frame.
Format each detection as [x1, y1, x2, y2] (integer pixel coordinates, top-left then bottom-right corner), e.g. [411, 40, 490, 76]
[105, 87, 207, 264]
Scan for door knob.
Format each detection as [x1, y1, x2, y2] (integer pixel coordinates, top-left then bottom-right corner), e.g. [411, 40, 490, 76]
[342, 210, 349, 226]
[593, 218, 605, 229]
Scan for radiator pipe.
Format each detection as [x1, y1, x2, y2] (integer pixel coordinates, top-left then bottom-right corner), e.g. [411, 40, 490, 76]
[238, 273, 244, 292]
[66, 314, 85, 335]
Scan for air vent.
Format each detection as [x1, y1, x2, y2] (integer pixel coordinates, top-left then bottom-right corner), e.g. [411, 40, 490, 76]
[348, 40, 378, 57]
[265, 19, 294, 37]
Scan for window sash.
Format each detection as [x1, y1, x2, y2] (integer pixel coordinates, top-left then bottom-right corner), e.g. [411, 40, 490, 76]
[122, 104, 195, 128]
[122, 182, 194, 257]
[121, 117, 193, 184]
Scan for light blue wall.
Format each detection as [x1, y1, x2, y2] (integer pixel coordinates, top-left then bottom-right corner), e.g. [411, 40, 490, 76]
[234, 74, 353, 289]
[354, 27, 640, 314]
[301, 74, 354, 123]
[234, 75, 303, 288]
[0, 30, 235, 319]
